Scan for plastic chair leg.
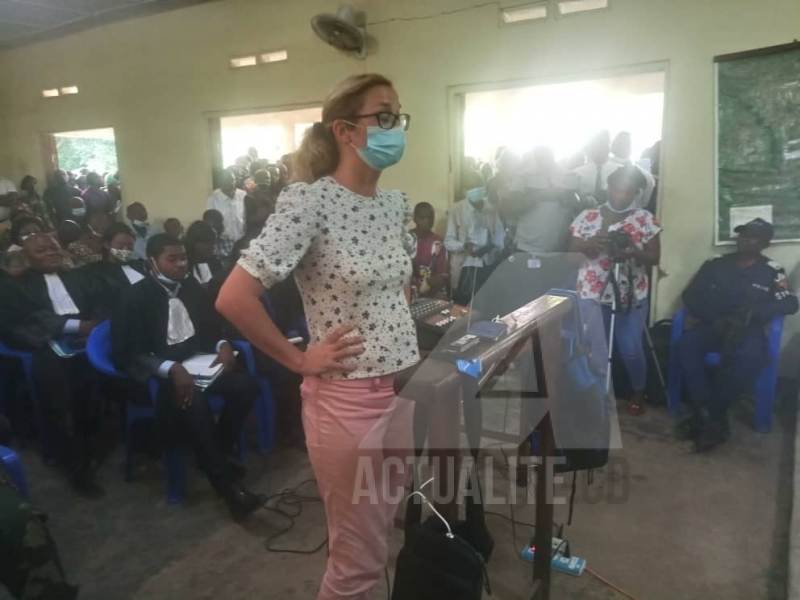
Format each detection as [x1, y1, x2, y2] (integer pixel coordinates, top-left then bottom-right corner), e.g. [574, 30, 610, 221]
[754, 369, 777, 434]
[125, 421, 135, 482]
[21, 357, 54, 464]
[255, 378, 275, 455]
[0, 446, 30, 501]
[165, 451, 186, 504]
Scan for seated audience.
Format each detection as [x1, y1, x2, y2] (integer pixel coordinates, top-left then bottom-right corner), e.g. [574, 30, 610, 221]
[206, 170, 245, 264]
[56, 220, 82, 248]
[677, 218, 798, 451]
[410, 202, 448, 298]
[81, 172, 115, 216]
[185, 221, 222, 285]
[126, 201, 151, 260]
[265, 164, 284, 197]
[203, 209, 227, 262]
[0, 175, 17, 231]
[105, 172, 122, 213]
[163, 217, 184, 240]
[1, 215, 43, 276]
[445, 171, 506, 305]
[85, 222, 145, 307]
[67, 209, 110, 266]
[18, 175, 53, 230]
[6, 215, 43, 253]
[569, 165, 662, 416]
[0, 418, 79, 600]
[0, 234, 106, 495]
[55, 195, 86, 226]
[111, 234, 262, 518]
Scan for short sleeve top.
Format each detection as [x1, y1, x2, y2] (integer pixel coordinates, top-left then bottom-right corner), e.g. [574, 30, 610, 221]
[569, 208, 662, 305]
[239, 176, 419, 379]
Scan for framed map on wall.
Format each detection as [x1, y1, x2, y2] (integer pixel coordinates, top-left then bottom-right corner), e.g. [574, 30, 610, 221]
[715, 42, 800, 244]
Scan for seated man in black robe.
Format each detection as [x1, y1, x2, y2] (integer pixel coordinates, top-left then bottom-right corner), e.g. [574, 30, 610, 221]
[0, 233, 106, 496]
[110, 234, 262, 518]
[84, 222, 146, 310]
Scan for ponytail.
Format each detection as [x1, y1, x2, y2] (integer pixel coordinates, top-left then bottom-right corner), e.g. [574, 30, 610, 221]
[292, 122, 339, 184]
[291, 73, 394, 184]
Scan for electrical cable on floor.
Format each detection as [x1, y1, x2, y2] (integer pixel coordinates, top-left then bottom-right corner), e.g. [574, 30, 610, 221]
[262, 479, 328, 555]
[585, 567, 641, 600]
[492, 448, 641, 600]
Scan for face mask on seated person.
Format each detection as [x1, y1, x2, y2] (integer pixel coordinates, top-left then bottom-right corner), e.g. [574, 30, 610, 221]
[110, 248, 135, 264]
[132, 219, 149, 230]
[72, 208, 86, 218]
[149, 258, 187, 286]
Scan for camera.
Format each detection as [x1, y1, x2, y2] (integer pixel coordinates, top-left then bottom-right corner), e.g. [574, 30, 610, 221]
[608, 230, 633, 254]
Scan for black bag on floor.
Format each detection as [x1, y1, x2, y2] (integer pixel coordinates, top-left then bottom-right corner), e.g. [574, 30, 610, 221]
[391, 380, 493, 600]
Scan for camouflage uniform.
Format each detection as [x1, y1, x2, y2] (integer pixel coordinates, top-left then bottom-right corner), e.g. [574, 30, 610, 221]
[0, 464, 79, 600]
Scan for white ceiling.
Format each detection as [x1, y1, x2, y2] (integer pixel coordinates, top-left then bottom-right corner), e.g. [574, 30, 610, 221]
[0, 0, 217, 49]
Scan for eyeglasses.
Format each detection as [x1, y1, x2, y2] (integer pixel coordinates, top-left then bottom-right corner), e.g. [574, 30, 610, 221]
[352, 112, 411, 131]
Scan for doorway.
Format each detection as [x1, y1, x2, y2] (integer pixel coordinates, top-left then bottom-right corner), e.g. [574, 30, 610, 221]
[41, 127, 119, 179]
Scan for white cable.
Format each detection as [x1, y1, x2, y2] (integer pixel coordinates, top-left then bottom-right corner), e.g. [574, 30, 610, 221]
[406, 477, 454, 539]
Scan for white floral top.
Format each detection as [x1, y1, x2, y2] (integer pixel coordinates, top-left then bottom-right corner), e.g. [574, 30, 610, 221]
[239, 176, 419, 379]
[570, 208, 662, 305]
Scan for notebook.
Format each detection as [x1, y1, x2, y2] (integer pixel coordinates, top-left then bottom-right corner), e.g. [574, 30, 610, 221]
[182, 353, 225, 390]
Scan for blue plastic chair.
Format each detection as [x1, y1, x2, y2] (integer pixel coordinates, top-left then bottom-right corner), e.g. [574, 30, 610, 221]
[0, 340, 52, 462]
[86, 320, 245, 504]
[0, 444, 30, 501]
[667, 308, 784, 433]
[230, 340, 276, 455]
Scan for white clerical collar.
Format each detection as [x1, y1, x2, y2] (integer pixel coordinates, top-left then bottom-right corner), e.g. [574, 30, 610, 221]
[121, 265, 144, 285]
[43, 273, 80, 316]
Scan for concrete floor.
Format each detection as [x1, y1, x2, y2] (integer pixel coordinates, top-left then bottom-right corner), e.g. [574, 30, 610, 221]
[0, 399, 793, 600]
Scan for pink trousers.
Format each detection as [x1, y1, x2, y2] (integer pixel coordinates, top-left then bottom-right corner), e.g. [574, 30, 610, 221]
[301, 375, 414, 600]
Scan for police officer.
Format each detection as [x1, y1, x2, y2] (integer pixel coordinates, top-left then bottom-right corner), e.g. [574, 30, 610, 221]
[677, 218, 798, 451]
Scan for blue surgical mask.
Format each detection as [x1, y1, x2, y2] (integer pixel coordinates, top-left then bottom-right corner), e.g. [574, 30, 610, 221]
[132, 219, 149, 229]
[604, 201, 633, 214]
[72, 208, 86, 218]
[150, 259, 187, 286]
[351, 126, 406, 171]
[466, 187, 487, 205]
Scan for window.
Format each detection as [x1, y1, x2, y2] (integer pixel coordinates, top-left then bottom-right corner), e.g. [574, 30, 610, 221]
[60, 86, 79, 95]
[260, 50, 288, 64]
[557, 0, 609, 15]
[42, 89, 60, 98]
[230, 55, 257, 69]
[501, 3, 548, 24]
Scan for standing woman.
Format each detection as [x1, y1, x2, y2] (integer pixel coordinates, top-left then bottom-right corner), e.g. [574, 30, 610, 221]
[569, 165, 661, 416]
[217, 74, 416, 599]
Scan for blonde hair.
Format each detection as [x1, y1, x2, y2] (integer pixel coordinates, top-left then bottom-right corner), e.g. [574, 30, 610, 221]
[292, 73, 394, 184]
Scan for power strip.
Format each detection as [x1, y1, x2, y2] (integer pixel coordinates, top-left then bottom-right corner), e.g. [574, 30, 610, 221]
[520, 545, 586, 577]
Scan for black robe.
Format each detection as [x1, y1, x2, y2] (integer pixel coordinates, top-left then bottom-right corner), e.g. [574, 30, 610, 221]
[111, 276, 224, 384]
[0, 268, 105, 351]
[82, 260, 146, 313]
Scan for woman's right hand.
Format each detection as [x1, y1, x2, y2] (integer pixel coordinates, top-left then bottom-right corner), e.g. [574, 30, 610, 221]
[590, 233, 609, 253]
[297, 324, 365, 376]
